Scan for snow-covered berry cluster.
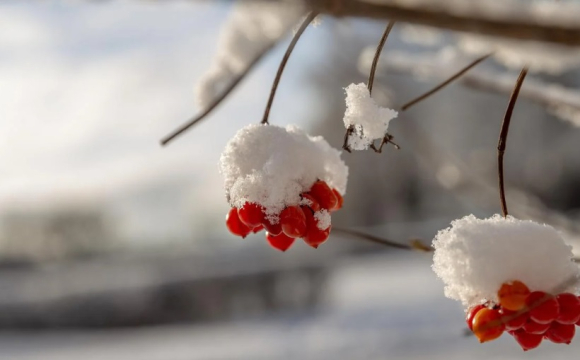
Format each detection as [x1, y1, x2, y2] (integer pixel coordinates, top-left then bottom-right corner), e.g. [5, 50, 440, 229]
[220, 124, 348, 251]
[467, 280, 580, 350]
[226, 180, 342, 250]
[433, 214, 580, 350]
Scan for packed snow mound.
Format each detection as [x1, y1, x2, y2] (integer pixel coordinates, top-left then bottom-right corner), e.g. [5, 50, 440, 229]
[432, 214, 579, 309]
[343, 83, 398, 151]
[195, 1, 304, 110]
[219, 124, 348, 221]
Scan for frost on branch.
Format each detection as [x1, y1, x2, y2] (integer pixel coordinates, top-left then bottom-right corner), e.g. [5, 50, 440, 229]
[219, 124, 348, 222]
[343, 83, 398, 151]
[432, 214, 579, 309]
[195, 1, 304, 110]
[458, 34, 580, 75]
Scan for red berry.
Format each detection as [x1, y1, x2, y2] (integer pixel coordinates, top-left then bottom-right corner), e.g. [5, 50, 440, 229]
[331, 189, 343, 211]
[226, 208, 251, 238]
[522, 319, 551, 334]
[472, 308, 505, 343]
[301, 193, 320, 212]
[466, 304, 486, 331]
[501, 308, 528, 331]
[556, 293, 580, 325]
[526, 291, 560, 324]
[512, 329, 543, 351]
[265, 232, 295, 252]
[545, 322, 575, 344]
[498, 281, 530, 311]
[262, 217, 282, 236]
[308, 181, 337, 210]
[302, 207, 330, 248]
[279, 206, 307, 238]
[252, 224, 264, 233]
[238, 202, 265, 228]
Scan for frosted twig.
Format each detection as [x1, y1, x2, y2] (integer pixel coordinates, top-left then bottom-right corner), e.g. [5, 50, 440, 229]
[307, 0, 580, 47]
[498, 67, 528, 218]
[343, 22, 396, 153]
[160, 45, 273, 146]
[261, 12, 318, 125]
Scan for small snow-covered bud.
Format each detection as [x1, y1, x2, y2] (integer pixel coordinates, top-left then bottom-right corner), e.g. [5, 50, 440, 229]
[219, 124, 348, 223]
[432, 214, 579, 309]
[342, 83, 398, 151]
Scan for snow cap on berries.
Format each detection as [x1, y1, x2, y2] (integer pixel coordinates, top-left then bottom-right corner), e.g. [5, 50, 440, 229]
[314, 209, 331, 230]
[219, 124, 348, 222]
[432, 214, 579, 309]
[343, 83, 398, 151]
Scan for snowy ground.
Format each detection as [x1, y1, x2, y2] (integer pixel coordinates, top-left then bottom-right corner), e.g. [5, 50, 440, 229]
[0, 253, 578, 360]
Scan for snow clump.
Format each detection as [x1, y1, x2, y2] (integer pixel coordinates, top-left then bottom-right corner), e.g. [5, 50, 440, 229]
[432, 214, 579, 309]
[219, 124, 348, 222]
[343, 83, 398, 151]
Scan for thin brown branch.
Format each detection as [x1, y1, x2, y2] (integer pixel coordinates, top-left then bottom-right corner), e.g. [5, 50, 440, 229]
[498, 67, 528, 218]
[332, 227, 432, 252]
[307, 0, 580, 47]
[400, 53, 493, 111]
[160, 45, 274, 146]
[261, 12, 318, 125]
[367, 22, 395, 95]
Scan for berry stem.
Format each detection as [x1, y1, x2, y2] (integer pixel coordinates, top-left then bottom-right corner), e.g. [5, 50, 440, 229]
[261, 12, 318, 125]
[498, 67, 528, 218]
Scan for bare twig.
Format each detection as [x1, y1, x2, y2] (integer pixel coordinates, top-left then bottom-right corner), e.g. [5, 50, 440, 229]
[367, 22, 395, 95]
[333, 227, 432, 252]
[400, 53, 493, 111]
[498, 67, 528, 218]
[261, 12, 318, 125]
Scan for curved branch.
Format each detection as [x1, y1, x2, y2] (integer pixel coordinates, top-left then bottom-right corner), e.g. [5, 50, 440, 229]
[261, 12, 318, 125]
[498, 67, 528, 217]
[333, 227, 432, 252]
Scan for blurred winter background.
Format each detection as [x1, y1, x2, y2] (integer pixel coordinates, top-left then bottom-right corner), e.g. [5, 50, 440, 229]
[1, 0, 580, 359]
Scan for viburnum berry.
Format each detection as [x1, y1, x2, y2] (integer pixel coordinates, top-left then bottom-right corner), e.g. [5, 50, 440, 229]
[511, 329, 543, 351]
[226, 208, 251, 238]
[522, 319, 551, 335]
[308, 181, 337, 210]
[471, 308, 505, 343]
[265, 232, 295, 252]
[302, 207, 330, 249]
[501, 308, 528, 331]
[252, 224, 264, 233]
[301, 193, 321, 212]
[262, 218, 282, 236]
[526, 291, 560, 324]
[238, 202, 265, 228]
[280, 206, 307, 238]
[544, 322, 575, 344]
[331, 188, 343, 211]
[555, 293, 580, 325]
[466, 304, 486, 331]
[498, 281, 530, 311]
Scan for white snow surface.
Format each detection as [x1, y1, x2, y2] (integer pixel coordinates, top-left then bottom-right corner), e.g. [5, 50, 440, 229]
[343, 83, 398, 151]
[195, 1, 304, 110]
[432, 214, 579, 309]
[314, 209, 331, 230]
[219, 124, 348, 222]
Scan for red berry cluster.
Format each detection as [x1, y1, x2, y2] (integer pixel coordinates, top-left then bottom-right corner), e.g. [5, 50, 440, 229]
[466, 280, 580, 351]
[225, 180, 343, 251]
